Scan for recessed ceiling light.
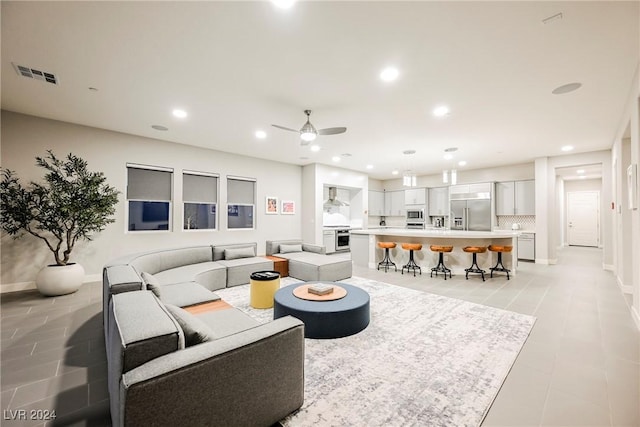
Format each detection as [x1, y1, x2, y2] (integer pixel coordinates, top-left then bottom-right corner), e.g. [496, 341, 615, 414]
[310, 145, 321, 152]
[561, 145, 574, 152]
[255, 130, 267, 139]
[151, 125, 168, 131]
[380, 67, 399, 82]
[552, 82, 582, 95]
[433, 105, 450, 118]
[576, 169, 585, 174]
[172, 109, 188, 118]
[332, 156, 341, 162]
[444, 153, 453, 160]
[366, 164, 374, 170]
[272, 0, 295, 9]
[391, 170, 399, 175]
[458, 160, 467, 166]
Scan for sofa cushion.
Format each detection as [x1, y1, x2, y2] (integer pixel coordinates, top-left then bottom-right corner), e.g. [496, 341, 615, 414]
[165, 304, 215, 346]
[141, 272, 162, 298]
[279, 244, 302, 254]
[153, 261, 227, 291]
[213, 243, 257, 261]
[224, 246, 256, 260]
[217, 257, 274, 287]
[160, 282, 221, 307]
[195, 308, 260, 339]
[266, 240, 301, 256]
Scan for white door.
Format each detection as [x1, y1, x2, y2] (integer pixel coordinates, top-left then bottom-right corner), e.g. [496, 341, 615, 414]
[567, 191, 599, 247]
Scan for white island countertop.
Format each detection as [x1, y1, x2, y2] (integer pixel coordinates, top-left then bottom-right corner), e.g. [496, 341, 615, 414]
[351, 228, 520, 239]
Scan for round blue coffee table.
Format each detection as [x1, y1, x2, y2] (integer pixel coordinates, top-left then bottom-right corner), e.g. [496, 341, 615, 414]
[273, 282, 370, 339]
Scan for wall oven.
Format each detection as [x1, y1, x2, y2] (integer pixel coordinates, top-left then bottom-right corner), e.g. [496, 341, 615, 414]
[336, 229, 350, 252]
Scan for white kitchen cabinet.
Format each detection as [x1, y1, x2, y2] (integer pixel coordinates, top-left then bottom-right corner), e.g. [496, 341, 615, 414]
[449, 182, 491, 195]
[428, 186, 449, 216]
[383, 190, 405, 217]
[495, 180, 535, 215]
[495, 181, 515, 216]
[404, 188, 427, 206]
[368, 190, 385, 216]
[515, 180, 535, 215]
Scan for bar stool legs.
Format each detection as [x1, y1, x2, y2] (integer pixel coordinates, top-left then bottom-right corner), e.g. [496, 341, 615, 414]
[377, 242, 397, 272]
[463, 246, 487, 281]
[429, 245, 453, 280]
[488, 245, 513, 280]
[401, 243, 422, 276]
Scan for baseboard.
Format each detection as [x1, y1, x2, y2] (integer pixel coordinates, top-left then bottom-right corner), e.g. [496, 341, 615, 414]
[632, 306, 640, 331]
[603, 263, 614, 271]
[0, 273, 101, 294]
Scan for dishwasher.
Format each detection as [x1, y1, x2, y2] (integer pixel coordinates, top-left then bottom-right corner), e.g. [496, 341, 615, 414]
[517, 233, 535, 261]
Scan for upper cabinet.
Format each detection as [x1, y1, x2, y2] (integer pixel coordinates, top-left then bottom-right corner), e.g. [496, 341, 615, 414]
[384, 190, 406, 217]
[495, 180, 535, 215]
[449, 182, 492, 195]
[368, 190, 385, 216]
[404, 188, 427, 206]
[428, 186, 449, 216]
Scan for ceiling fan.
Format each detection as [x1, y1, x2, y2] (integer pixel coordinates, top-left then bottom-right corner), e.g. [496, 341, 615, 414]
[272, 110, 346, 145]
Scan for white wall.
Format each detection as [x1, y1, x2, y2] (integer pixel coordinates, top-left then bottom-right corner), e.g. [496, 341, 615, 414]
[1, 111, 302, 292]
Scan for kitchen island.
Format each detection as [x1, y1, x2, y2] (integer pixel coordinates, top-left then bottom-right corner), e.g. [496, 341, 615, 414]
[350, 228, 520, 277]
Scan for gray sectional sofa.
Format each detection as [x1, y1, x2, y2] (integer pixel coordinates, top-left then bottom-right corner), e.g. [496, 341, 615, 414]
[102, 243, 304, 426]
[266, 239, 353, 282]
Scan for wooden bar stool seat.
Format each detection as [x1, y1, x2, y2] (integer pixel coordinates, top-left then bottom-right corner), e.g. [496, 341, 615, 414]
[488, 245, 513, 280]
[401, 243, 422, 276]
[463, 246, 487, 281]
[377, 242, 397, 272]
[430, 245, 453, 280]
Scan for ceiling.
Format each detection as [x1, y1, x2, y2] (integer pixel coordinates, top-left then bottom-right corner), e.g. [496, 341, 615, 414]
[1, 1, 638, 181]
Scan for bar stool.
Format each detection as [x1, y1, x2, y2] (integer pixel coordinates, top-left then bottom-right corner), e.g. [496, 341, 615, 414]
[488, 245, 513, 280]
[377, 242, 397, 272]
[401, 243, 422, 276]
[430, 245, 453, 280]
[463, 246, 487, 281]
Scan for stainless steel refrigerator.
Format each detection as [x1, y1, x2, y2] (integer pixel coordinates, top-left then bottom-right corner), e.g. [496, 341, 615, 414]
[450, 199, 491, 231]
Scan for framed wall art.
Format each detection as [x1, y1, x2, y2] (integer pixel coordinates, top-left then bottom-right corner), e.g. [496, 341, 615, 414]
[266, 196, 278, 214]
[281, 200, 295, 215]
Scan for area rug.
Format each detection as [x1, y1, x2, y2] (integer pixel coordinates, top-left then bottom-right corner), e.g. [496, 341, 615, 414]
[215, 276, 536, 427]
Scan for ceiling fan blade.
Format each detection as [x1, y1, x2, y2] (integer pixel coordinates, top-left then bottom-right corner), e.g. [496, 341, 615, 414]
[317, 127, 347, 136]
[272, 124, 300, 133]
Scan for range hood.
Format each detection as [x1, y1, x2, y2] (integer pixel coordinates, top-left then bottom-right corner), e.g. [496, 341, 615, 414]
[324, 187, 349, 207]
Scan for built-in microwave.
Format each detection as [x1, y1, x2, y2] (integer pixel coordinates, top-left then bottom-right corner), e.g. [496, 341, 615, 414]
[406, 209, 425, 222]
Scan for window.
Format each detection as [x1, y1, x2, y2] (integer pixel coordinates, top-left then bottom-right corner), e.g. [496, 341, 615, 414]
[227, 177, 255, 229]
[183, 172, 218, 230]
[127, 165, 173, 231]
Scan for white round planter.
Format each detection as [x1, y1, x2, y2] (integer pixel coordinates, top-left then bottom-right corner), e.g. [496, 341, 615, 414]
[35, 263, 85, 296]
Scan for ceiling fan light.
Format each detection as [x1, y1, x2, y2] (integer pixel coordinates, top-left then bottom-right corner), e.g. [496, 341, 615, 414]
[301, 131, 317, 142]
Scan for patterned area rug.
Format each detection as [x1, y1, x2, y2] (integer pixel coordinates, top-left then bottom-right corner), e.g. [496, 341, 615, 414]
[215, 276, 535, 427]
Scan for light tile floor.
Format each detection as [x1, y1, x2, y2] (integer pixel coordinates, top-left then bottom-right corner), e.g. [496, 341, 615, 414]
[354, 246, 639, 427]
[0, 246, 638, 426]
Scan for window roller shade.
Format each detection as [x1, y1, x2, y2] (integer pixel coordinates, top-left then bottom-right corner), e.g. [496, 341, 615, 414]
[127, 168, 172, 201]
[183, 174, 217, 203]
[227, 178, 255, 204]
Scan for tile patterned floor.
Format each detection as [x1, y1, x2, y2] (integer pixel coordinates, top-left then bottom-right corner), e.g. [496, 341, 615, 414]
[0, 246, 638, 426]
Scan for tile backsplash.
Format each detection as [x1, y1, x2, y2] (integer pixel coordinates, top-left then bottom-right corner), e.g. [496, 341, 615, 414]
[497, 215, 535, 230]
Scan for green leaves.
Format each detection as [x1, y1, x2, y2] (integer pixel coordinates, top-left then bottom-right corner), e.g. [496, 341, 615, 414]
[0, 150, 119, 265]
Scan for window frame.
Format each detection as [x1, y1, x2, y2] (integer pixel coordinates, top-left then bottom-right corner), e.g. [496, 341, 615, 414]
[125, 163, 174, 233]
[182, 170, 219, 232]
[226, 175, 256, 230]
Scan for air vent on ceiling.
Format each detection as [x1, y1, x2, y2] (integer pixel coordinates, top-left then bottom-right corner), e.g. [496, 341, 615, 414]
[12, 63, 58, 85]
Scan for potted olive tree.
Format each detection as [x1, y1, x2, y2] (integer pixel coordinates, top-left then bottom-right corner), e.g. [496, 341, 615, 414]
[0, 150, 119, 296]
